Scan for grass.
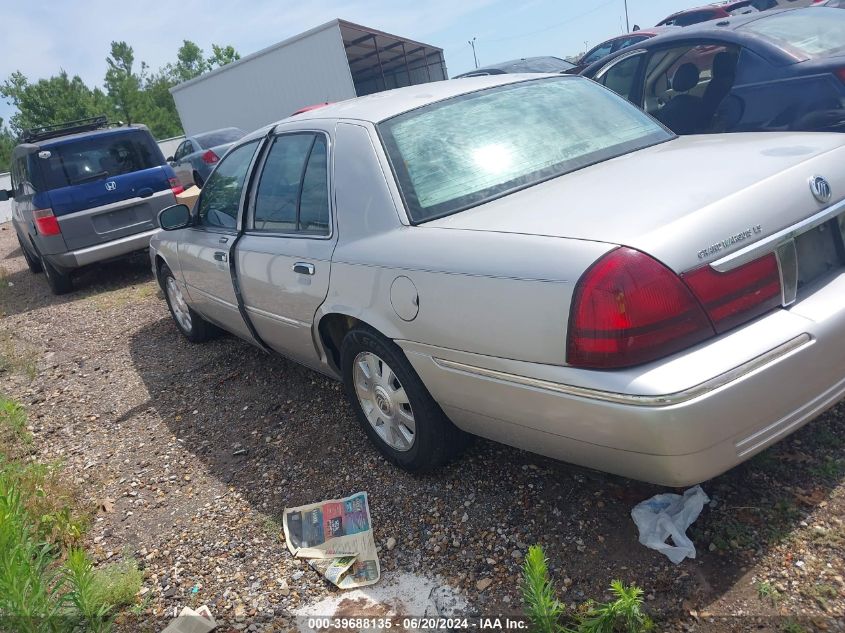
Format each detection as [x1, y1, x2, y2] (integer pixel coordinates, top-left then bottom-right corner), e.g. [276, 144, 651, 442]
[88, 282, 157, 310]
[781, 621, 808, 633]
[0, 331, 38, 379]
[0, 394, 142, 631]
[756, 581, 782, 605]
[521, 545, 652, 633]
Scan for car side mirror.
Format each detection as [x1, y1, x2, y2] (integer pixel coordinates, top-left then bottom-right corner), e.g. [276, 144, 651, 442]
[158, 204, 192, 231]
[0, 189, 13, 202]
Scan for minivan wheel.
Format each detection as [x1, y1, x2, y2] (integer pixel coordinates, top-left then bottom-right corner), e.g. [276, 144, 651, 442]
[17, 234, 42, 273]
[161, 264, 218, 343]
[40, 254, 73, 295]
[340, 326, 469, 471]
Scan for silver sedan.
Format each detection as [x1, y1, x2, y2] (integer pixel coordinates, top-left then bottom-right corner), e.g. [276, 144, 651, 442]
[150, 74, 845, 486]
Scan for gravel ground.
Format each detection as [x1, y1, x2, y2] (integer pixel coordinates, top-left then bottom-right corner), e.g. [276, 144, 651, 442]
[1, 223, 844, 633]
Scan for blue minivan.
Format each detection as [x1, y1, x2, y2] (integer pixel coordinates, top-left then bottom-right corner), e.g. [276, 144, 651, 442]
[0, 117, 183, 294]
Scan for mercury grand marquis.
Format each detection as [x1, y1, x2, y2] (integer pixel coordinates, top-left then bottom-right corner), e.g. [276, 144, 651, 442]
[150, 74, 845, 486]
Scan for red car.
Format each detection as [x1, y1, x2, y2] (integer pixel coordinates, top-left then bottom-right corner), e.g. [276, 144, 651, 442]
[657, 1, 762, 26]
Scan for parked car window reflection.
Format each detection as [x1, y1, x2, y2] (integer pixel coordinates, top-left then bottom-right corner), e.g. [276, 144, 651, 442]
[598, 53, 644, 102]
[253, 134, 314, 232]
[196, 140, 259, 230]
[298, 136, 330, 235]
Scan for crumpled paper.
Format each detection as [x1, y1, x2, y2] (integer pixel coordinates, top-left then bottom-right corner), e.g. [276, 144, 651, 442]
[631, 485, 710, 564]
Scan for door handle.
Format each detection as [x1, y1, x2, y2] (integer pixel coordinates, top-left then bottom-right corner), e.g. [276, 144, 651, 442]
[218, 236, 229, 244]
[213, 251, 228, 262]
[292, 262, 315, 275]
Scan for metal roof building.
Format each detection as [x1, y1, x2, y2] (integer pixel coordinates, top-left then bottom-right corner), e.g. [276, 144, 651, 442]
[170, 19, 448, 136]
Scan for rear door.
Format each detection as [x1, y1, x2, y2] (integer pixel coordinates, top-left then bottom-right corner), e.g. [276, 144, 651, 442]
[236, 130, 336, 368]
[39, 129, 175, 250]
[179, 139, 262, 339]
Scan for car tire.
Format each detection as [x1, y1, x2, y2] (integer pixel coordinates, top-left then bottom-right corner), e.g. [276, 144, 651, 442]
[193, 171, 204, 188]
[17, 234, 42, 273]
[160, 263, 219, 343]
[39, 253, 73, 295]
[340, 325, 469, 471]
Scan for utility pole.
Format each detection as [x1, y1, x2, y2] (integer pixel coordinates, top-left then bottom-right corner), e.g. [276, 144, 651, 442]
[624, 0, 630, 33]
[468, 37, 478, 69]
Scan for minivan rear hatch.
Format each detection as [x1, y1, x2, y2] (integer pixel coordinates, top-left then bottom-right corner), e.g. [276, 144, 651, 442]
[37, 128, 174, 250]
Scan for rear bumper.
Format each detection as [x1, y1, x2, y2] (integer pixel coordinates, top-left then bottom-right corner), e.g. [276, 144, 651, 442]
[400, 270, 845, 487]
[49, 228, 159, 269]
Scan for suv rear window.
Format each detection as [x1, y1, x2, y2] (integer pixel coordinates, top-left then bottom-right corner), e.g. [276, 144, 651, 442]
[740, 9, 845, 58]
[38, 130, 161, 191]
[379, 77, 671, 223]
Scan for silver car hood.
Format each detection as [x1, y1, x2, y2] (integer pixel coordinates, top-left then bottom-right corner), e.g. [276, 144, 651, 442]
[426, 132, 845, 272]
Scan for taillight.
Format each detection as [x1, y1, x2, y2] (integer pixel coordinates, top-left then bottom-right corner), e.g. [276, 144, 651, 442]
[681, 253, 782, 333]
[835, 68, 845, 84]
[201, 150, 219, 165]
[32, 208, 61, 236]
[567, 248, 715, 369]
[168, 177, 184, 196]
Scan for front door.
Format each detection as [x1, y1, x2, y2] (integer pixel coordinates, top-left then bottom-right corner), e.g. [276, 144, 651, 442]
[179, 139, 261, 340]
[236, 131, 336, 368]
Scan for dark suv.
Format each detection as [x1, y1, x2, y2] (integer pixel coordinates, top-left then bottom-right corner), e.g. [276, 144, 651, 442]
[0, 117, 183, 294]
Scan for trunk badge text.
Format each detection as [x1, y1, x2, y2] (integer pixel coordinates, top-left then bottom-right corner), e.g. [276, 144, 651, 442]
[105, 181, 117, 191]
[698, 225, 763, 260]
[809, 176, 831, 204]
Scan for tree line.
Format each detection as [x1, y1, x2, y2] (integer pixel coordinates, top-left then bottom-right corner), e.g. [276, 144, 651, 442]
[0, 40, 241, 172]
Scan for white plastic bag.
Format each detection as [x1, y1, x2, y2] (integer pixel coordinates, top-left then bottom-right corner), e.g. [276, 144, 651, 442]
[631, 485, 709, 564]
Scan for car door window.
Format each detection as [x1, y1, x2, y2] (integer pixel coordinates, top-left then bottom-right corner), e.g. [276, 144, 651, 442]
[642, 43, 739, 134]
[174, 142, 189, 161]
[582, 41, 616, 66]
[597, 53, 645, 102]
[252, 133, 330, 235]
[196, 140, 259, 230]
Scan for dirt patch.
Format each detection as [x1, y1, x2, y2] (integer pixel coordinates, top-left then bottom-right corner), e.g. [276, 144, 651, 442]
[0, 222, 843, 632]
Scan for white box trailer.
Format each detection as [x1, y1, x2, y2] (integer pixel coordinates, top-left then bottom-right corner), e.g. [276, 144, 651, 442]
[170, 19, 447, 136]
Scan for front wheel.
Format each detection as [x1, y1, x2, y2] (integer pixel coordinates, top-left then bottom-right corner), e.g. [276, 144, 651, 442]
[340, 326, 469, 471]
[161, 264, 218, 343]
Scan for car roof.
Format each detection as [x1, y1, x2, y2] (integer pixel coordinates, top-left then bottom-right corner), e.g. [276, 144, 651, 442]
[13, 125, 151, 154]
[453, 56, 574, 77]
[261, 73, 575, 129]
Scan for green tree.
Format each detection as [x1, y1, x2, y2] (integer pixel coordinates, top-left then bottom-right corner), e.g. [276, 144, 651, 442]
[208, 44, 241, 68]
[169, 40, 210, 83]
[0, 71, 113, 136]
[104, 41, 142, 124]
[0, 119, 15, 173]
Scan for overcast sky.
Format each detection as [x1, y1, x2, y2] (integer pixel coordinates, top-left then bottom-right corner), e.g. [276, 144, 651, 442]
[0, 0, 702, 127]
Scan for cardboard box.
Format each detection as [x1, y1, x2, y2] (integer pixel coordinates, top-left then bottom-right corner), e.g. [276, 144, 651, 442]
[176, 185, 201, 211]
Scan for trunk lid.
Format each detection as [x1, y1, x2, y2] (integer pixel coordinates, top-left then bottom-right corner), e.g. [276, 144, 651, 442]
[426, 132, 845, 272]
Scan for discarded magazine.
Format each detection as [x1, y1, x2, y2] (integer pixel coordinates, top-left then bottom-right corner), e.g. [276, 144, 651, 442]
[283, 492, 380, 589]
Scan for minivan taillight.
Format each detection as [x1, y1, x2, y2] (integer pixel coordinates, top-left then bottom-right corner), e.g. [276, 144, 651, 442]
[836, 68, 845, 84]
[201, 150, 219, 165]
[168, 177, 184, 196]
[32, 208, 61, 236]
[567, 248, 715, 369]
[681, 253, 782, 333]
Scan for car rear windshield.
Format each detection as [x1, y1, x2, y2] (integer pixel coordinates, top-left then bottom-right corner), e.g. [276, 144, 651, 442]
[195, 128, 244, 148]
[378, 77, 671, 223]
[740, 9, 845, 58]
[38, 130, 161, 190]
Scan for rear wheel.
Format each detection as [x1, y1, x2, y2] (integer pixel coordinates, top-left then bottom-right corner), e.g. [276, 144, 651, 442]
[17, 234, 42, 273]
[341, 326, 469, 471]
[40, 254, 73, 295]
[161, 264, 218, 343]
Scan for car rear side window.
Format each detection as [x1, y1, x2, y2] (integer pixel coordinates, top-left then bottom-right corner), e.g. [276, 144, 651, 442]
[38, 131, 161, 191]
[196, 140, 260, 230]
[252, 133, 330, 236]
[379, 77, 671, 223]
[740, 9, 845, 58]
